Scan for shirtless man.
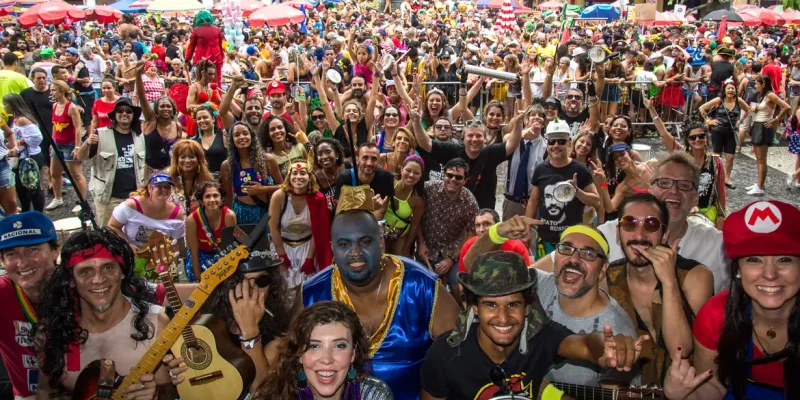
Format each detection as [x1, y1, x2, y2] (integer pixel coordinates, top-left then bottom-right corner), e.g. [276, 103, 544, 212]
[35, 230, 176, 399]
[118, 14, 148, 44]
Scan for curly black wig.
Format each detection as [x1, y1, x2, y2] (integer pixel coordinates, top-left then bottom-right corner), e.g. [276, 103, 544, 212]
[37, 228, 157, 392]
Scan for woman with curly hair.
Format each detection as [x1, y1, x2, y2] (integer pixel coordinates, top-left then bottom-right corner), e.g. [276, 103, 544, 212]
[192, 102, 230, 174]
[185, 181, 236, 282]
[253, 301, 393, 400]
[378, 127, 417, 178]
[134, 61, 184, 171]
[260, 115, 308, 178]
[663, 200, 800, 400]
[221, 122, 283, 224]
[314, 138, 346, 217]
[36, 229, 171, 397]
[167, 139, 214, 215]
[165, 229, 292, 393]
[268, 161, 332, 289]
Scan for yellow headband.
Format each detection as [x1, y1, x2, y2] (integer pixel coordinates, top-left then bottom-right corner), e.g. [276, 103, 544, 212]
[559, 225, 609, 256]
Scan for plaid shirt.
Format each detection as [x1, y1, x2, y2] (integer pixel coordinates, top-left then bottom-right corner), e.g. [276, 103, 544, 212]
[141, 75, 164, 102]
[421, 180, 478, 262]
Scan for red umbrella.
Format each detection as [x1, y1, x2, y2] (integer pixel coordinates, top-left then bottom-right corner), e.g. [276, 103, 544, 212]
[86, 5, 122, 24]
[18, 0, 85, 27]
[0, 0, 13, 16]
[129, 0, 153, 9]
[641, 11, 684, 27]
[685, 14, 696, 22]
[514, 5, 533, 14]
[783, 10, 800, 23]
[732, 4, 757, 11]
[249, 4, 305, 27]
[740, 8, 785, 26]
[213, 0, 263, 15]
[537, 1, 563, 10]
[730, 10, 763, 27]
[283, 0, 314, 9]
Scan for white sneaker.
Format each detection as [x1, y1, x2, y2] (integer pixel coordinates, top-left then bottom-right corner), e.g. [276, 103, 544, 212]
[45, 198, 64, 210]
[794, 181, 800, 189]
[746, 183, 759, 190]
[787, 174, 796, 190]
[71, 204, 82, 214]
[746, 186, 766, 196]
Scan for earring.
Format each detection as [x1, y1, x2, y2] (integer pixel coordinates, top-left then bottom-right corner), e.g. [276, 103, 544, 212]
[297, 369, 307, 382]
[347, 366, 357, 379]
[736, 272, 741, 279]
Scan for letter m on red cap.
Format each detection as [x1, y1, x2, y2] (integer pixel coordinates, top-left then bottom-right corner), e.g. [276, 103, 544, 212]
[744, 201, 782, 234]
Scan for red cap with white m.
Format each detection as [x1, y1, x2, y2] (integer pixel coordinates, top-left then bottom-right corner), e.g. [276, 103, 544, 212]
[722, 200, 800, 259]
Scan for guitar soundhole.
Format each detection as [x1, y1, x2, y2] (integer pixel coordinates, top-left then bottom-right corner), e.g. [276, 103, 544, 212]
[181, 339, 213, 370]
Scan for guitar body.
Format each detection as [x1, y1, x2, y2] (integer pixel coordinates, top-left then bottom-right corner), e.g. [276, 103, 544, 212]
[71, 360, 124, 400]
[171, 314, 255, 400]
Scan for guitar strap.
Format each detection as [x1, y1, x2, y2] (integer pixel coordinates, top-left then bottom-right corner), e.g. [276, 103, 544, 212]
[198, 207, 222, 253]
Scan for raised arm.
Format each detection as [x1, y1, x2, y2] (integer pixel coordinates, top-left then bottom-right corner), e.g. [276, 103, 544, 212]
[314, 62, 341, 133]
[642, 93, 679, 151]
[504, 111, 524, 156]
[364, 60, 382, 134]
[409, 104, 431, 153]
[220, 75, 244, 129]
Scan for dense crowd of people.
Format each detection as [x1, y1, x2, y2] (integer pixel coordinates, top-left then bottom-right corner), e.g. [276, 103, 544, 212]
[0, 1, 797, 399]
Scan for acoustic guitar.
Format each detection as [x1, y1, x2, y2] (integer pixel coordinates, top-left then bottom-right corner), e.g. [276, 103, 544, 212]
[550, 382, 664, 400]
[147, 232, 255, 400]
[70, 224, 257, 400]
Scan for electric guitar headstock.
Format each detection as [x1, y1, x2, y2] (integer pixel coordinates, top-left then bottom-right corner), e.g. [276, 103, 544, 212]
[145, 231, 180, 282]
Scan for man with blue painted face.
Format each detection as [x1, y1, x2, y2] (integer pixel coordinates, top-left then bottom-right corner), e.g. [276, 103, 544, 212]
[298, 184, 460, 400]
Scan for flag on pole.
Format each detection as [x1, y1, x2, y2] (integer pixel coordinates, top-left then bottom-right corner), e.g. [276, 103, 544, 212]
[717, 15, 727, 42]
[299, 4, 308, 34]
[559, 2, 570, 44]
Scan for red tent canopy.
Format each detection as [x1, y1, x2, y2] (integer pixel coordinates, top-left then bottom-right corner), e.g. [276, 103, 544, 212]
[537, 1, 563, 10]
[85, 5, 123, 24]
[783, 10, 800, 23]
[248, 4, 305, 27]
[728, 11, 762, 27]
[19, 0, 85, 28]
[740, 8, 785, 26]
[213, 0, 263, 15]
[640, 11, 684, 27]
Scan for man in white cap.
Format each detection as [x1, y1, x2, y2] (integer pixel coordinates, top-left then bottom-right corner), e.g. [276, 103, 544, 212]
[525, 120, 600, 260]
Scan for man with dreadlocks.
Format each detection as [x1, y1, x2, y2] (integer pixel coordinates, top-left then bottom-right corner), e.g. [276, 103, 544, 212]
[35, 229, 175, 398]
[419, 217, 647, 400]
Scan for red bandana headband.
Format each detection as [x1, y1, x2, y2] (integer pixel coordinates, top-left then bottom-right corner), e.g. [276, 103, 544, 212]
[66, 244, 124, 269]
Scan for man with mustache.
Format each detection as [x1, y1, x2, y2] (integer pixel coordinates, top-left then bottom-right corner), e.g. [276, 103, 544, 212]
[262, 80, 294, 126]
[298, 185, 460, 400]
[604, 193, 713, 387]
[542, 56, 604, 137]
[341, 74, 369, 110]
[220, 76, 264, 133]
[534, 151, 730, 294]
[422, 245, 647, 400]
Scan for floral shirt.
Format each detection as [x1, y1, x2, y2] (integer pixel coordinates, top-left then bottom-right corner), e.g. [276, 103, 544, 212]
[421, 180, 478, 262]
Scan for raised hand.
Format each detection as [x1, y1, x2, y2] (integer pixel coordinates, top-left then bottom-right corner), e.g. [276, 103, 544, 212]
[588, 159, 607, 184]
[598, 325, 649, 371]
[639, 229, 679, 287]
[227, 278, 267, 339]
[663, 346, 713, 400]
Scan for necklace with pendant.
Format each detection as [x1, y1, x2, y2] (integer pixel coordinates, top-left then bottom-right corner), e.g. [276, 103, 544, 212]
[765, 319, 789, 339]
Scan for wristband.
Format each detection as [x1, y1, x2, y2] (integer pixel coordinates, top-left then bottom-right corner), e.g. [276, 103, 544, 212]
[600, 182, 608, 188]
[373, 72, 381, 77]
[240, 335, 262, 350]
[488, 223, 508, 245]
[541, 384, 564, 400]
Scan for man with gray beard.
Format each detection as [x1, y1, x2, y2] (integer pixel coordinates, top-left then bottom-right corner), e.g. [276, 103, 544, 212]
[533, 223, 640, 388]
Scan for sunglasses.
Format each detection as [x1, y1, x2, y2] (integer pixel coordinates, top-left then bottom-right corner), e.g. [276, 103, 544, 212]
[445, 172, 465, 181]
[384, 112, 399, 118]
[544, 105, 559, 110]
[620, 215, 663, 233]
[253, 274, 272, 288]
[548, 139, 567, 146]
[651, 177, 696, 192]
[557, 243, 606, 261]
[688, 133, 707, 141]
[117, 108, 134, 115]
[566, 94, 583, 100]
[434, 124, 452, 130]
[311, 115, 326, 121]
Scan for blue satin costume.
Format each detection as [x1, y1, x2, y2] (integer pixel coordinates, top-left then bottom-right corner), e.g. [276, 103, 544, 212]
[301, 256, 439, 400]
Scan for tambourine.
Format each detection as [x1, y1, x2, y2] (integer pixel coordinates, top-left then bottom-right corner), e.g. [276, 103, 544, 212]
[588, 46, 608, 64]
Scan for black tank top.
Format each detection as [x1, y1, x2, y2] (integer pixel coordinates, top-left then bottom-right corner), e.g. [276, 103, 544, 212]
[199, 131, 226, 174]
[709, 61, 734, 92]
[144, 124, 178, 170]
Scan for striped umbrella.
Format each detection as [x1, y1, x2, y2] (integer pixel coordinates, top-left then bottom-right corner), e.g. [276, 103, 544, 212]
[492, 0, 516, 33]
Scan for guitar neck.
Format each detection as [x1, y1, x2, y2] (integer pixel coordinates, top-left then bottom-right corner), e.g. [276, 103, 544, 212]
[551, 382, 615, 400]
[160, 273, 199, 346]
[551, 382, 664, 400]
[112, 289, 211, 399]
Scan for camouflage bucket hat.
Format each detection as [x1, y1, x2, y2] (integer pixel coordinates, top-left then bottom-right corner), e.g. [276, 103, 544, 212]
[448, 251, 549, 353]
[457, 251, 537, 297]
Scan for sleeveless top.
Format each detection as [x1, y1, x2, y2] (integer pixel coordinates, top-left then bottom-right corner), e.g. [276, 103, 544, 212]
[709, 61, 734, 92]
[606, 256, 699, 386]
[301, 257, 438, 400]
[334, 118, 370, 160]
[280, 194, 312, 244]
[273, 143, 307, 178]
[190, 205, 229, 252]
[144, 122, 179, 170]
[753, 96, 776, 123]
[61, 303, 162, 391]
[233, 166, 270, 198]
[384, 183, 413, 238]
[52, 101, 76, 145]
[619, 162, 652, 194]
[709, 101, 741, 136]
[197, 132, 226, 173]
[697, 154, 721, 211]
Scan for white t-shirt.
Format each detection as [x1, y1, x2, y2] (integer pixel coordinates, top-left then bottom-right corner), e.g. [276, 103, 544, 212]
[111, 202, 186, 246]
[633, 70, 658, 91]
[597, 218, 729, 293]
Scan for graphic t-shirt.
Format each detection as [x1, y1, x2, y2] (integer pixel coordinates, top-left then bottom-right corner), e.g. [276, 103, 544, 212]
[420, 322, 573, 400]
[0, 276, 40, 397]
[531, 159, 593, 243]
[89, 130, 136, 199]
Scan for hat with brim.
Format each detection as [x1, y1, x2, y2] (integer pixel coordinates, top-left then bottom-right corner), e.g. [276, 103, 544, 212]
[108, 97, 142, 128]
[458, 251, 537, 297]
[0, 211, 57, 251]
[220, 225, 282, 272]
[717, 47, 736, 57]
[148, 172, 174, 186]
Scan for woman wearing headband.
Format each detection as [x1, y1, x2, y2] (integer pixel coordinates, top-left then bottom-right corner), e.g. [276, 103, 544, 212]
[268, 162, 331, 289]
[663, 200, 800, 400]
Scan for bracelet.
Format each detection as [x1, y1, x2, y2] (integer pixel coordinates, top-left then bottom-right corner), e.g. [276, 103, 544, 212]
[600, 182, 608, 188]
[541, 384, 565, 400]
[488, 223, 508, 245]
[373, 72, 381, 77]
[653, 116, 661, 121]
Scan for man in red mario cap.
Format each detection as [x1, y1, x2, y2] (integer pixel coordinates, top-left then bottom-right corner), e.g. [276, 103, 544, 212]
[262, 80, 295, 125]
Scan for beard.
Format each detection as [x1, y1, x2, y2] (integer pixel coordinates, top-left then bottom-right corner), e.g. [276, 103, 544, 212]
[624, 240, 654, 267]
[556, 261, 594, 299]
[352, 89, 364, 98]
